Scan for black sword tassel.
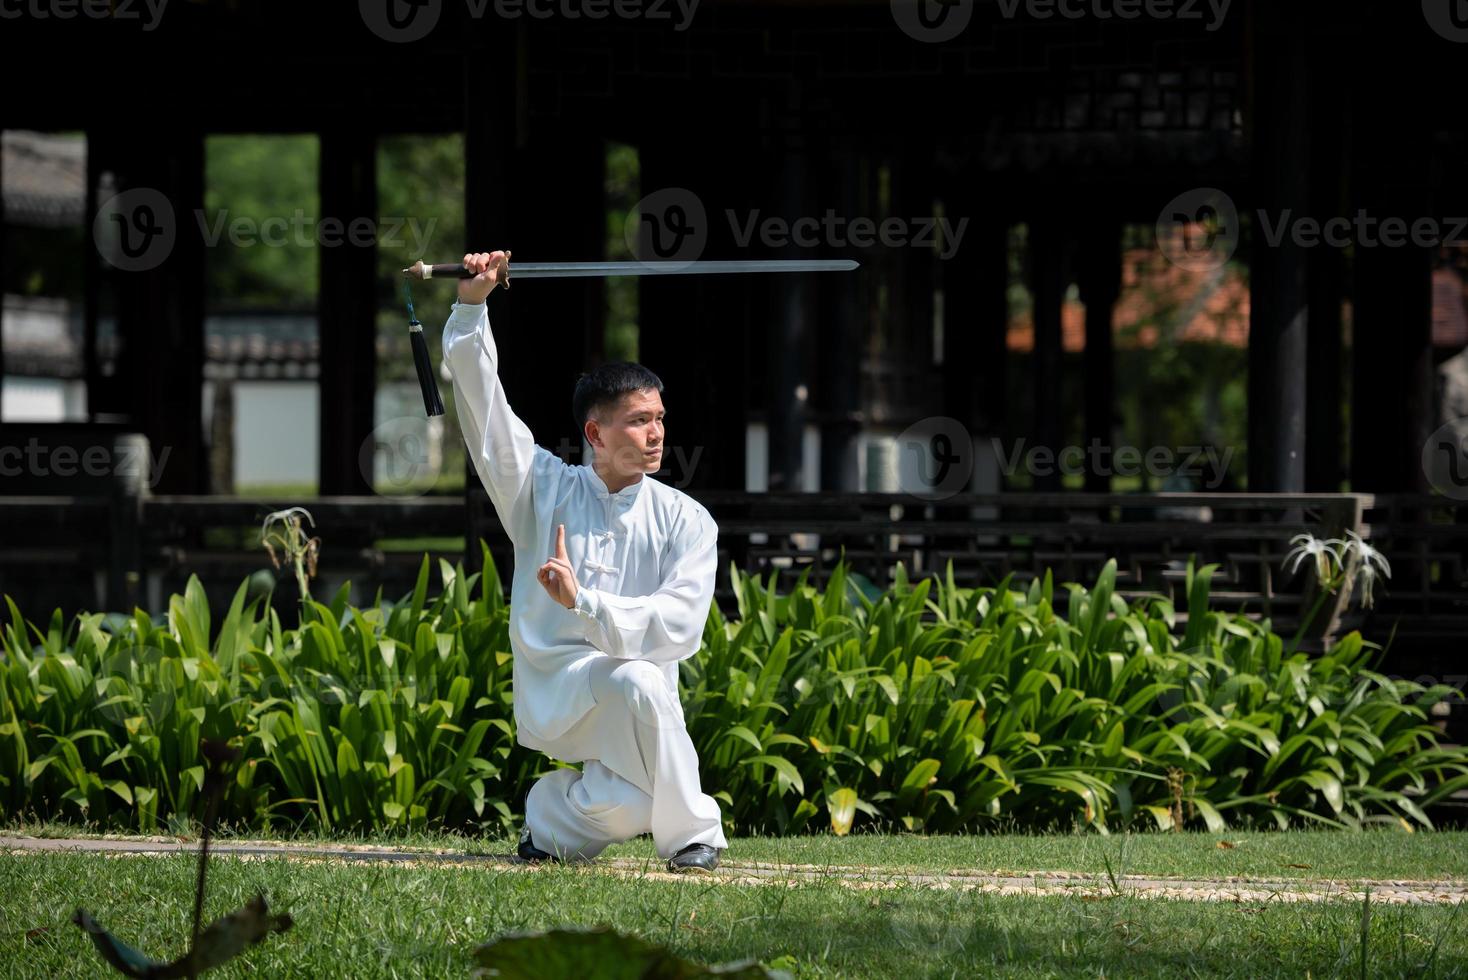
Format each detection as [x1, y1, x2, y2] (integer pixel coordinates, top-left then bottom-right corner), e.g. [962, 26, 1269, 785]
[404, 280, 444, 417]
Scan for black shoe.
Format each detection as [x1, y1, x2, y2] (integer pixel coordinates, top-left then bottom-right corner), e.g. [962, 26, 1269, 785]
[517, 825, 560, 864]
[667, 843, 720, 874]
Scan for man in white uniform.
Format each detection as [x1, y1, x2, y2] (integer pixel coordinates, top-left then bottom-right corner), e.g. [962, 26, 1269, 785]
[441, 251, 727, 874]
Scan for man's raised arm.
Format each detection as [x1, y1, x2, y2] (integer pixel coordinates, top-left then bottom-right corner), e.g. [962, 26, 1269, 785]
[570, 506, 718, 663]
[441, 250, 538, 547]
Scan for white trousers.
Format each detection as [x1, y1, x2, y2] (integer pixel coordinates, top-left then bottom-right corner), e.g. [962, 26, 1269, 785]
[523, 657, 728, 861]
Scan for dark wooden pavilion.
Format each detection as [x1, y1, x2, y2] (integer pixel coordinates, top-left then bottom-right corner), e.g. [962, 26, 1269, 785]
[1, 0, 1458, 497]
[2, 2, 1466, 743]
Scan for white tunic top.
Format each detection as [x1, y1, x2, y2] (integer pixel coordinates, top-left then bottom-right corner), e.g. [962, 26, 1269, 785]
[441, 300, 719, 755]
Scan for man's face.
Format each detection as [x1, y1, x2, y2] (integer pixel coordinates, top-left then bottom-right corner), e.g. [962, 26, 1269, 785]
[587, 388, 665, 478]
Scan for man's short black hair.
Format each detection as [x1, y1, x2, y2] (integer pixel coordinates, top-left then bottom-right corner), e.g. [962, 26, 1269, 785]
[572, 362, 665, 430]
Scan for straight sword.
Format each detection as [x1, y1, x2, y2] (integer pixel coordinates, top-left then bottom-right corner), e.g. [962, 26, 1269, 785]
[402, 258, 859, 280]
[401, 257, 859, 418]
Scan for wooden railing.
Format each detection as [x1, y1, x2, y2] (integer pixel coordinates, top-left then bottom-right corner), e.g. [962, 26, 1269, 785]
[2, 487, 1371, 630]
[2, 481, 1465, 738]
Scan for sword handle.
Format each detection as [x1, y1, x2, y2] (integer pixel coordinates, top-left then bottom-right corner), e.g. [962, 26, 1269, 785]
[402, 261, 475, 280]
[401, 256, 511, 291]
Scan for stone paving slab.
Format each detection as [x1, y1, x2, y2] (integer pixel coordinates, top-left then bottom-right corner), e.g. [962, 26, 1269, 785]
[3, 835, 1464, 907]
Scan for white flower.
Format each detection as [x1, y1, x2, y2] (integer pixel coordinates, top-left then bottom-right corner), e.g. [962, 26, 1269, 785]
[1343, 529, 1390, 609]
[260, 507, 319, 576]
[261, 506, 315, 541]
[1356, 561, 1381, 609]
[1285, 532, 1343, 584]
[1344, 529, 1391, 579]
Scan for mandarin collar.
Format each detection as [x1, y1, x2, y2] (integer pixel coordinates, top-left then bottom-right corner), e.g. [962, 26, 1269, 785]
[585, 464, 645, 502]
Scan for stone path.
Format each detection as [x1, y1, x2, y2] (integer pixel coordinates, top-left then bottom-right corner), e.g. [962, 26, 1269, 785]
[4, 835, 1464, 907]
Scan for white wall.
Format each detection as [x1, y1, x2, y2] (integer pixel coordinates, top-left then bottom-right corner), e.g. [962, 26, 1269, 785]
[1, 377, 86, 421]
[232, 381, 318, 487]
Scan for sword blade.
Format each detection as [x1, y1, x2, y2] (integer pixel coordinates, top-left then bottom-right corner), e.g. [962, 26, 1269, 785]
[512, 259, 859, 278]
[403, 259, 859, 280]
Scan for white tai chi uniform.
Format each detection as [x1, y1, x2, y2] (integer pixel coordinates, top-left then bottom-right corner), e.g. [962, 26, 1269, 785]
[442, 299, 728, 861]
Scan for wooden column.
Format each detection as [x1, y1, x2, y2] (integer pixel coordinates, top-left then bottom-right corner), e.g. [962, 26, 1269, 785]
[1351, 206, 1434, 492]
[817, 137, 864, 494]
[1247, 4, 1309, 492]
[1029, 216, 1065, 492]
[107, 126, 207, 494]
[0, 126, 5, 419]
[637, 138, 754, 493]
[318, 127, 378, 496]
[765, 132, 814, 494]
[1077, 217, 1121, 493]
[500, 128, 606, 461]
[940, 178, 1009, 489]
[1348, 23, 1434, 493]
[463, 33, 516, 574]
[1305, 40, 1348, 493]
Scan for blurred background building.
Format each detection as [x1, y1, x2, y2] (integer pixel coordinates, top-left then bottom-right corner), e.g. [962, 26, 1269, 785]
[2, 2, 1465, 736]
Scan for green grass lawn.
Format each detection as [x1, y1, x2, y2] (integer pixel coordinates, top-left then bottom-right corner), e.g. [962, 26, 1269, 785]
[2, 849, 1464, 979]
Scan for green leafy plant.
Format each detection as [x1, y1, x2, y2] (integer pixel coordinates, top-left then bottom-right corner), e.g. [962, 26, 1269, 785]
[683, 556, 1468, 835]
[2, 550, 1465, 837]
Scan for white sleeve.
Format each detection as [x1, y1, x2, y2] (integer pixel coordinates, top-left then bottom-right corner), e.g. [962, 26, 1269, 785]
[571, 506, 718, 664]
[441, 300, 539, 548]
